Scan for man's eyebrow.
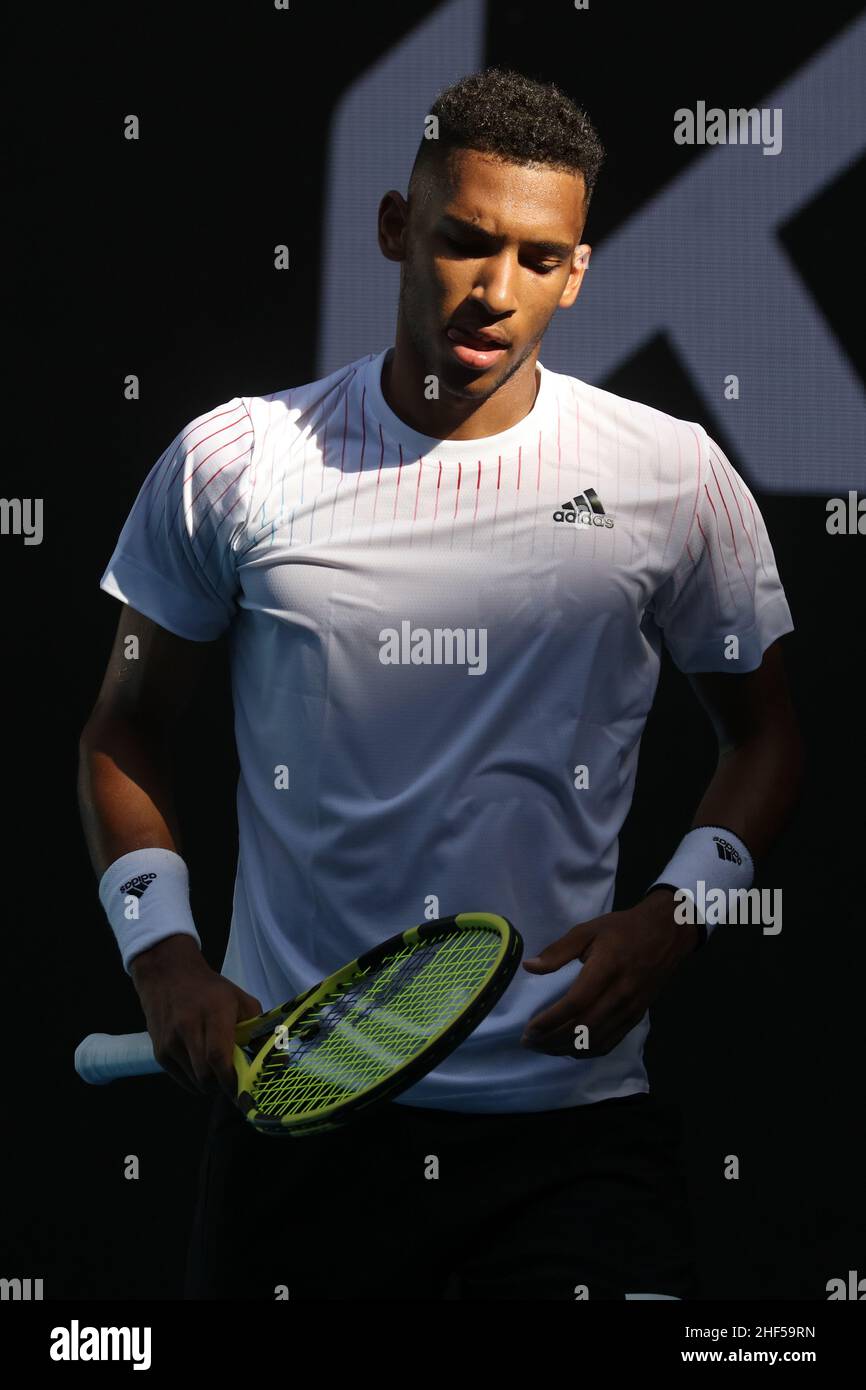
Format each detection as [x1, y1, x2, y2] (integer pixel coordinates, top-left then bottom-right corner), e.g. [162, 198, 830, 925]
[438, 214, 573, 259]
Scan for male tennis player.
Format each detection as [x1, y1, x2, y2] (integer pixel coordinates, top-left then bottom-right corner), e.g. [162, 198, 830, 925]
[79, 68, 802, 1300]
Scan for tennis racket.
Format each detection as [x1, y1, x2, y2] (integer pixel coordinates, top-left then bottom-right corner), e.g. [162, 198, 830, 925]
[75, 911, 522, 1137]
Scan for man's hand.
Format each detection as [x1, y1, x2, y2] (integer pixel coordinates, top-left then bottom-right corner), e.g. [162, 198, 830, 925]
[520, 889, 698, 1058]
[130, 934, 262, 1101]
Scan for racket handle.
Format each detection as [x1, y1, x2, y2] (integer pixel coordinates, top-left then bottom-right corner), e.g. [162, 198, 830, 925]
[74, 1031, 163, 1084]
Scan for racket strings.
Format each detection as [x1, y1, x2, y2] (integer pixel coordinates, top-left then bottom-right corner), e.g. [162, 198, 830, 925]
[251, 927, 502, 1118]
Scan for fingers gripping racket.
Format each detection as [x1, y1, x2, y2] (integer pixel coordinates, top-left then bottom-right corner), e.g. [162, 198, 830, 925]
[75, 912, 522, 1137]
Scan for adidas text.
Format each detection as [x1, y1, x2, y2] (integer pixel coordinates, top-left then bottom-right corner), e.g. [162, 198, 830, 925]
[553, 489, 614, 527]
[553, 509, 614, 527]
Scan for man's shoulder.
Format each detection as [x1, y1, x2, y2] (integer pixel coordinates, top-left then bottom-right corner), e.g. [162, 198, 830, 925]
[242, 351, 377, 432]
[547, 363, 706, 457]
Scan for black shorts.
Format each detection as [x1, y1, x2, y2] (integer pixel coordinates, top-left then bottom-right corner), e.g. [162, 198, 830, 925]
[184, 1089, 699, 1300]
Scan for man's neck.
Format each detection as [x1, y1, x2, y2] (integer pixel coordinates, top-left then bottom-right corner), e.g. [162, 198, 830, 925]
[381, 336, 540, 442]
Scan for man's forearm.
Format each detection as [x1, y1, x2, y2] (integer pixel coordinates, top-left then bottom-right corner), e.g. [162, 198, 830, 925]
[77, 714, 183, 879]
[689, 725, 804, 861]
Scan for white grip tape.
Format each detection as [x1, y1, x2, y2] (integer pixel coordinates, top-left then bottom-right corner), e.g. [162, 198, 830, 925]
[74, 1031, 161, 1084]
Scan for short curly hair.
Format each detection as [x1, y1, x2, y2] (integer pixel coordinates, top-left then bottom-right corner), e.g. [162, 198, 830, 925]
[408, 67, 605, 223]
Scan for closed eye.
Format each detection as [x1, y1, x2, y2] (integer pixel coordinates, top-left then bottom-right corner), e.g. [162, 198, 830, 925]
[439, 232, 562, 275]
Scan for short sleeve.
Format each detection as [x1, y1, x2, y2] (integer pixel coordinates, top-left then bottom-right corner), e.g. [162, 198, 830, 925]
[650, 428, 794, 672]
[99, 398, 254, 641]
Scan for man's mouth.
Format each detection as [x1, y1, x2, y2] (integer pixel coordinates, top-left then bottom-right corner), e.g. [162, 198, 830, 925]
[445, 325, 509, 371]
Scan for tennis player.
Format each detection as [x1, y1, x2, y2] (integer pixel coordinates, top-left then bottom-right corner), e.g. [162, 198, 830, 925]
[79, 68, 802, 1300]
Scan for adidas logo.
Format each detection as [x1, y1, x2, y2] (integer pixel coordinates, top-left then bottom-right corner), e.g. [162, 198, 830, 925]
[552, 488, 614, 527]
[713, 836, 742, 866]
[119, 872, 158, 899]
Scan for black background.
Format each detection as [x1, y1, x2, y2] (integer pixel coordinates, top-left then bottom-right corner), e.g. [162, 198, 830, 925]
[3, 1, 864, 1300]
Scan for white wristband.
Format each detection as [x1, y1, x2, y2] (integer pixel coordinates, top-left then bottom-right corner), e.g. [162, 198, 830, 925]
[647, 825, 755, 941]
[98, 848, 202, 974]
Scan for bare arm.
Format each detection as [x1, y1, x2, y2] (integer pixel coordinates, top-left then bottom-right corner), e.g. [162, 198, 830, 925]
[685, 637, 804, 857]
[521, 638, 804, 1056]
[635, 636, 805, 949]
[78, 604, 261, 1095]
[78, 603, 209, 876]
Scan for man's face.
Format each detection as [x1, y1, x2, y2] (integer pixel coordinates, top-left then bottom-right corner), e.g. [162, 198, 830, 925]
[391, 148, 590, 402]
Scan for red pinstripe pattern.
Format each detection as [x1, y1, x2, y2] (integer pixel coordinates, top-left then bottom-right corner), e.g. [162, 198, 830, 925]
[732, 471, 765, 569]
[351, 383, 368, 526]
[289, 433, 301, 547]
[571, 383, 583, 561]
[299, 416, 309, 509]
[393, 446, 404, 521]
[607, 397, 620, 565]
[145, 404, 250, 525]
[185, 445, 250, 523]
[530, 431, 543, 557]
[708, 455, 748, 586]
[710, 447, 758, 564]
[694, 510, 721, 610]
[327, 391, 352, 541]
[195, 473, 249, 570]
[658, 414, 683, 568]
[412, 458, 424, 523]
[432, 460, 442, 532]
[370, 423, 385, 531]
[573, 382, 580, 485]
[182, 427, 251, 504]
[668, 424, 704, 577]
[628, 399, 639, 569]
[248, 370, 362, 545]
[148, 362, 780, 637]
[103, 354, 792, 700]
[250, 392, 275, 533]
[702, 482, 735, 607]
[339, 388, 349, 477]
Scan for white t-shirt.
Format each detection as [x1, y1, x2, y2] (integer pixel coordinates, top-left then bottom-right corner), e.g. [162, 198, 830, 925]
[100, 346, 794, 1111]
